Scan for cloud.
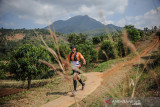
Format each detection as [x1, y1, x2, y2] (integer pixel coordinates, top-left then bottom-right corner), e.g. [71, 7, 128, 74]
[117, 18, 126, 27]
[116, 6, 160, 29]
[105, 20, 114, 24]
[0, 0, 128, 25]
[0, 21, 14, 27]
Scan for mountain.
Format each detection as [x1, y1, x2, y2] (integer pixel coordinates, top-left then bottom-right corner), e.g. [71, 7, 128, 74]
[45, 15, 122, 34]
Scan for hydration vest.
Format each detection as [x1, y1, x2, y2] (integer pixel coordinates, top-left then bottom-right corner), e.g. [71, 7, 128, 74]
[70, 52, 77, 61]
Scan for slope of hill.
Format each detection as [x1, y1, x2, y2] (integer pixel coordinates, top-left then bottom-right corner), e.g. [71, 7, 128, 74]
[45, 15, 122, 34]
[0, 28, 68, 60]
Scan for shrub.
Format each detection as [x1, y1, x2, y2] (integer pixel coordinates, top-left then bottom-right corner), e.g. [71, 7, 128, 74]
[124, 25, 141, 44]
[8, 44, 51, 89]
[0, 62, 7, 79]
[99, 40, 118, 60]
[75, 41, 98, 64]
[92, 36, 101, 45]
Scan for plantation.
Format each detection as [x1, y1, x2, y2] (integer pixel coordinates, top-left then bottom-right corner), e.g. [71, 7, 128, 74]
[0, 25, 159, 107]
[1, 0, 160, 106]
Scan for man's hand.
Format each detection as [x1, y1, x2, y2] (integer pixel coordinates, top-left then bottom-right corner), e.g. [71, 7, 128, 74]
[83, 59, 86, 65]
[83, 62, 86, 65]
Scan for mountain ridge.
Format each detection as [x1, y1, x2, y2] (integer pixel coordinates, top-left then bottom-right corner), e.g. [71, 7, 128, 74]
[45, 15, 122, 34]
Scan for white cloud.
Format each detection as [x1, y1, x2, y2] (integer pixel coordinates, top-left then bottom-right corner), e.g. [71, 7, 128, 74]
[117, 18, 126, 27]
[116, 6, 160, 29]
[0, 0, 128, 25]
[135, 16, 142, 21]
[135, 6, 160, 29]
[0, 21, 14, 27]
[125, 16, 133, 21]
[105, 20, 114, 24]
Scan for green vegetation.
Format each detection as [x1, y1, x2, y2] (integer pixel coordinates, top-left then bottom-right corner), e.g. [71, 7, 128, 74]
[0, 62, 7, 79]
[99, 40, 118, 60]
[92, 36, 101, 45]
[67, 33, 98, 64]
[0, 28, 63, 60]
[67, 33, 88, 45]
[124, 25, 141, 44]
[0, 24, 156, 106]
[0, 75, 87, 106]
[93, 58, 127, 72]
[0, 25, 151, 80]
[8, 44, 51, 89]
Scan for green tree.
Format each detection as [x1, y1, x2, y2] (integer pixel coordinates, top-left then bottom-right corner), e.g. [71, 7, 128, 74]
[154, 26, 157, 32]
[156, 30, 160, 40]
[144, 27, 148, 32]
[58, 43, 70, 59]
[67, 33, 98, 65]
[48, 43, 70, 60]
[99, 34, 108, 41]
[124, 25, 141, 44]
[75, 41, 98, 64]
[92, 36, 101, 45]
[8, 44, 51, 89]
[99, 40, 118, 60]
[67, 33, 88, 45]
[117, 39, 130, 57]
[0, 62, 7, 79]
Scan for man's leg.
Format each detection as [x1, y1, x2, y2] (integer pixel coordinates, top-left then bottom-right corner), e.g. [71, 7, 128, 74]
[77, 75, 85, 90]
[73, 72, 78, 92]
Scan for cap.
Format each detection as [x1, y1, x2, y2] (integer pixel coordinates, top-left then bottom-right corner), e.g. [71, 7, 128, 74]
[70, 45, 76, 49]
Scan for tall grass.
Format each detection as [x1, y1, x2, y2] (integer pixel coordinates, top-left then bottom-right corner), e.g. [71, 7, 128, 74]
[34, 26, 82, 107]
[105, 34, 159, 99]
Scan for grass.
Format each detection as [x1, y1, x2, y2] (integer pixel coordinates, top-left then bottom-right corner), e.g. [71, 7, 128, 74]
[0, 28, 157, 107]
[0, 74, 87, 107]
[118, 55, 160, 98]
[0, 78, 55, 89]
[92, 36, 154, 73]
[70, 35, 159, 107]
[71, 62, 160, 107]
[0, 89, 31, 105]
[93, 58, 127, 72]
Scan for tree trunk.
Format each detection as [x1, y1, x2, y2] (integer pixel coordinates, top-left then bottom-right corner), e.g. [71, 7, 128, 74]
[27, 78, 31, 90]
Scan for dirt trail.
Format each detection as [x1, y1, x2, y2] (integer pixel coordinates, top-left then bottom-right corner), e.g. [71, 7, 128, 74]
[41, 72, 103, 107]
[102, 36, 159, 79]
[41, 37, 159, 107]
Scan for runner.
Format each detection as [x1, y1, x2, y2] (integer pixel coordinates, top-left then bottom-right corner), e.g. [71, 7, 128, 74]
[68, 45, 86, 95]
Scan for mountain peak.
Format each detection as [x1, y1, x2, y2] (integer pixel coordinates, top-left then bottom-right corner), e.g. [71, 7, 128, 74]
[83, 15, 89, 17]
[45, 15, 122, 34]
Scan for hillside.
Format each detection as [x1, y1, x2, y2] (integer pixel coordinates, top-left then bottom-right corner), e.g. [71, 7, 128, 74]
[1, 34, 159, 107]
[45, 15, 122, 34]
[0, 28, 67, 60]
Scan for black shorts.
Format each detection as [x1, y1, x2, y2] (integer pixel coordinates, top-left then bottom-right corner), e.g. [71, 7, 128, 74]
[73, 70, 81, 74]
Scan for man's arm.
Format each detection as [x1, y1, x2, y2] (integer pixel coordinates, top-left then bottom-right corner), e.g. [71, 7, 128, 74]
[82, 58, 86, 65]
[79, 52, 86, 65]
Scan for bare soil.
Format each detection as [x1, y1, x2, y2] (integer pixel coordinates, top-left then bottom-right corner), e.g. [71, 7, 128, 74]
[0, 88, 27, 97]
[6, 33, 25, 41]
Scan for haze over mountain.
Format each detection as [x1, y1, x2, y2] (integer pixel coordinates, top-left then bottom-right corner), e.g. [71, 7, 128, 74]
[45, 15, 122, 34]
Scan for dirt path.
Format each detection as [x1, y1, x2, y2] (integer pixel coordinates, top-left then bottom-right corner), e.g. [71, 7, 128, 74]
[102, 36, 159, 79]
[41, 72, 103, 107]
[41, 36, 159, 107]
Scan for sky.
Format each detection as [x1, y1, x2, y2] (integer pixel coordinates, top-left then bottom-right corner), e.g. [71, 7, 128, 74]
[0, 0, 160, 30]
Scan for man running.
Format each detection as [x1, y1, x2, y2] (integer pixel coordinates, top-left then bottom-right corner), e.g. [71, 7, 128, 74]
[68, 45, 86, 95]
